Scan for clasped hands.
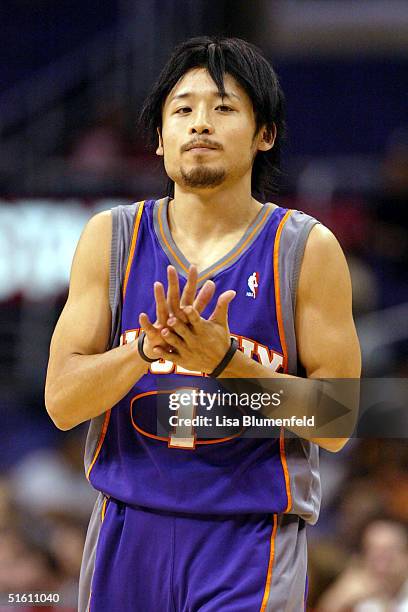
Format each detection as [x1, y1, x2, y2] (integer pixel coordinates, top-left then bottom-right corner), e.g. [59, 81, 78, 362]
[139, 265, 236, 374]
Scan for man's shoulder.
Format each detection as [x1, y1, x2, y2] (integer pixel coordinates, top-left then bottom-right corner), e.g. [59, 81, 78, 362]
[297, 221, 350, 304]
[302, 223, 342, 262]
[83, 209, 112, 240]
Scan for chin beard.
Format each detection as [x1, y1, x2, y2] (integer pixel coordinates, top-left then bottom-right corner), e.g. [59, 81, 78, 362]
[180, 165, 226, 188]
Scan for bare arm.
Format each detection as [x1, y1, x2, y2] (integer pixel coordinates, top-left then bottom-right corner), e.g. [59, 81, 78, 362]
[295, 225, 361, 378]
[294, 224, 361, 449]
[45, 211, 149, 430]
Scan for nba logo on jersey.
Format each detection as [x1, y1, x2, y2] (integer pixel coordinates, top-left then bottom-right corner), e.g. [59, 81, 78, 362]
[246, 271, 259, 299]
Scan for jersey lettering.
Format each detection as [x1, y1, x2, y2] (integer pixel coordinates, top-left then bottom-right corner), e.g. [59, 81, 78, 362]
[257, 342, 284, 370]
[168, 388, 197, 449]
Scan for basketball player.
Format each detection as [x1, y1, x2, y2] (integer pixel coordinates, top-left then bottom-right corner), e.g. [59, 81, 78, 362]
[45, 37, 361, 611]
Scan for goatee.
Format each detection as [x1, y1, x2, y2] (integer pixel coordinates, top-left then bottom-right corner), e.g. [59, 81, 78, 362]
[180, 166, 226, 188]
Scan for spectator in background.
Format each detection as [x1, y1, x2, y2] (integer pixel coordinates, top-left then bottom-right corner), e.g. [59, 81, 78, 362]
[0, 477, 83, 610]
[9, 429, 96, 521]
[0, 530, 60, 598]
[317, 519, 408, 611]
[67, 107, 129, 194]
[64, 104, 160, 197]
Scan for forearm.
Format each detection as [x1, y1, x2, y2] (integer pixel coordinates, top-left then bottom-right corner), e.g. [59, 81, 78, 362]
[45, 341, 149, 430]
[219, 349, 355, 452]
[219, 347, 292, 379]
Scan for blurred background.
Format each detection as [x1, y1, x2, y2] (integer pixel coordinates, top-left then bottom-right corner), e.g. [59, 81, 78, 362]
[0, 0, 407, 610]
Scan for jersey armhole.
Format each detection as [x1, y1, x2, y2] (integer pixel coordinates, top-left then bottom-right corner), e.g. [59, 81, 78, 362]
[291, 218, 320, 316]
[108, 202, 144, 349]
[290, 214, 320, 376]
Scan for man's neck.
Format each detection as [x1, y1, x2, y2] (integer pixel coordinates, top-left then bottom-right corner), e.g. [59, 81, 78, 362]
[169, 181, 263, 244]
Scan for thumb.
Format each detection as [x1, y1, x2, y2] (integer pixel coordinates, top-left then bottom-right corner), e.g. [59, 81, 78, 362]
[209, 290, 236, 324]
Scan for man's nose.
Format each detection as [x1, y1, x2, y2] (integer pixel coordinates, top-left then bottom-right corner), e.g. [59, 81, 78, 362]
[188, 109, 214, 135]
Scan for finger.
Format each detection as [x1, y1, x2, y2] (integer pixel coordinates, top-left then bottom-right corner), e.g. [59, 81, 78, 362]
[152, 346, 180, 364]
[166, 315, 194, 342]
[139, 312, 156, 334]
[161, 327, 185, 352]
[180, 265, 198, 308]
[167, 265, 190, 323]
[183, 306, 204, 330]
[154, 282, 168, 326]
[193, 279, 216, 314]
[209, 290, 236, 324]
[139, 312, 174, 351]
[167, 265, 182, 314]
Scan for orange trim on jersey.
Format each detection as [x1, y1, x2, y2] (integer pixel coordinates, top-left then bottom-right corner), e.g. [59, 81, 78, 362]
[122, 200, 145, 299]
[130, 390, 244, 446]
[260, 513, 278, 612]
[131, 390, 170, 442]
[87, 202, 145, 482]
[280, 429, 292, 513]
[88, 495, 109, 612]
[101, 497, 108, 522]
[86, 409, 111, 481]
[158, 200, 273, 282]
[273, 209, 292, 372]
[197, 205, 272, 283]
[273, 210, 294, 514]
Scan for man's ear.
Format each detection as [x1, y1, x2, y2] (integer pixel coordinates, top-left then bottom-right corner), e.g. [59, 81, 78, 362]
[257, 123, 277, 152]
[156, 128, 164, 156]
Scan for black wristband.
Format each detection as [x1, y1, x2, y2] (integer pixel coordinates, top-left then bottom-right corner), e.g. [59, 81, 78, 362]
[209, 338, 238, 378]
[137, 331, 157, 363]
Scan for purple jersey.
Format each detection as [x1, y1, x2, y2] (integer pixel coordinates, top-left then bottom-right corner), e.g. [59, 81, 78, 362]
[84, 197, 321, 521]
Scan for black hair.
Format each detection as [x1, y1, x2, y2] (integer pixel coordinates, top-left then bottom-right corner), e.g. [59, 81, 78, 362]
[139, 36, 286, 200]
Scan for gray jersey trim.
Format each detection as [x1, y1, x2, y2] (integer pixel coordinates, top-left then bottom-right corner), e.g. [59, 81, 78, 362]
[153, 197, 277, 288]
[81, 204, 143, 610]
[109, 203, 142, 348]
[264, 514, 308, 611]
[277, 210, 319, 376]
[277, 210, 321, 525]
[83, 202, 143, 478]
[78, 493, 105, 612]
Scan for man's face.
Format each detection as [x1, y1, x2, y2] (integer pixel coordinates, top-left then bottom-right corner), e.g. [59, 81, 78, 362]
[157, 68, 273, 191]
[363, 521, 408, 588]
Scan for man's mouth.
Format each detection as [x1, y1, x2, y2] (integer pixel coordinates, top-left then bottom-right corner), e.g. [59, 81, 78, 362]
[184, 142, 218, 151]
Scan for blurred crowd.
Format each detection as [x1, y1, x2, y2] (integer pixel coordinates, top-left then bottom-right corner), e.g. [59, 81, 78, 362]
[48, 105, 162, 200]
[0, 429, 94, 611]
[1, 428, 407, 610]
[309, 440, 408, 610]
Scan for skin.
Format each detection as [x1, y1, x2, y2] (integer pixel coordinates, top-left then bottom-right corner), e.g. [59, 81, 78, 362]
[155, 69, 276, 271]
[45, 67, 361, 451]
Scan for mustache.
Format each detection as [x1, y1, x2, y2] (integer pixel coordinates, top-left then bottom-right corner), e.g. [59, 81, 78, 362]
[181, 139, 223, 152]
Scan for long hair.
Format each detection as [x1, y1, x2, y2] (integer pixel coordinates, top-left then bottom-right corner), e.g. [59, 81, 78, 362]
[139, 36, 286, 200]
